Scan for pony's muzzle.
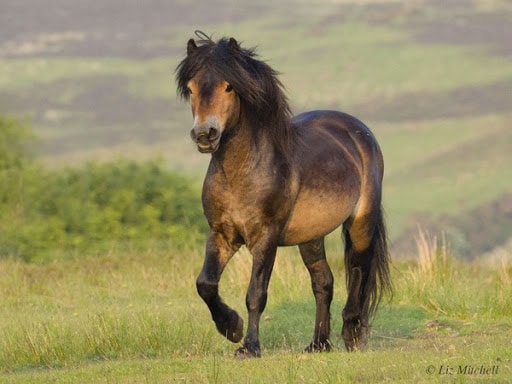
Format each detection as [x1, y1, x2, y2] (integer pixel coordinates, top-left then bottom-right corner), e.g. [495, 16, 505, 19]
[190, 126, 221, 153]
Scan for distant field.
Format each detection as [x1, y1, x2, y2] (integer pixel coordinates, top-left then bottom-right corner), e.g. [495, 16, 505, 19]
[1, 0, 511, 255]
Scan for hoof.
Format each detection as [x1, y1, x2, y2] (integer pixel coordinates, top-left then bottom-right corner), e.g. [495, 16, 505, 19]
[216, 310, 244, 343]
[304, 340, 332, 353]
[342, 320, 368, 352]
[234, 343, 261, 359]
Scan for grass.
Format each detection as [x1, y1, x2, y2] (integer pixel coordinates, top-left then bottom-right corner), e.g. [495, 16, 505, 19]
[4, 342, 509, 384]
[0, 239, 511, 382]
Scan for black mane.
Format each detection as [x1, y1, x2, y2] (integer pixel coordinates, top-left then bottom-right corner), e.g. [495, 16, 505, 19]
[175, 34, 294, 156]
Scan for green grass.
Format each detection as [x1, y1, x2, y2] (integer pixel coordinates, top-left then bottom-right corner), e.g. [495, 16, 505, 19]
[4, 342, 509, 384]
[0, 243, 510, 382]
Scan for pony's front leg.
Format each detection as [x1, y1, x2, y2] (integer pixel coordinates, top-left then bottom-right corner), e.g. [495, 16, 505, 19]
[235, 237, 278, 358]
[196, 231, 243, 343]
[299, 238, 333, 352]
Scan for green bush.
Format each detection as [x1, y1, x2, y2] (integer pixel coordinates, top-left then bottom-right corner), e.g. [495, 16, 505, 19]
[0, 115, 33, 171]
[0, 116, 207, 261]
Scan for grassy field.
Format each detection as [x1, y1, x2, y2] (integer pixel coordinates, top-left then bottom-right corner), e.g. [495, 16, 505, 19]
[0, 238, 511, 382]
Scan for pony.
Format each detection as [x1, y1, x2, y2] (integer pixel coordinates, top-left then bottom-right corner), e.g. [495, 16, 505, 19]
[175, 31, 392, 358]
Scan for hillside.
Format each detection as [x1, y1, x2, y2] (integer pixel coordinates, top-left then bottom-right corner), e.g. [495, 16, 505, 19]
[1, 0, 511, 258]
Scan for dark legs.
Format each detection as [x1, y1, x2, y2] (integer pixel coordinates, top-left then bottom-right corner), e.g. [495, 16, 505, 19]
[299, 238, 334, 352]
[196, 232, 244, 343]
[341, 208, 391, 351]
[197, 230, 279, 358]
[341, 224, 374, 352]
[197, 216, 390, 357]
[300, 223, 389, 353]
[235, 236, 278, 358]
[342, 261, 370, 351]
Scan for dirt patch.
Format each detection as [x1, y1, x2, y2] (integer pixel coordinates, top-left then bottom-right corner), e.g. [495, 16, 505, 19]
[350, 79, 512, 122]
[408, 5, 512, 57]
[319, 0, 512, 57]
[0, 0, 265, 59]
[0, 74, 174, 154]
[0, 75, 171, 124]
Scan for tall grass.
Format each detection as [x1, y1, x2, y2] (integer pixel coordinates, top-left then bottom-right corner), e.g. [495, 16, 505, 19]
[408, 226, 451, 291]
[397, 227, 512, 320]
[0, 249, 216, 372]
[1, 241, 511, 374]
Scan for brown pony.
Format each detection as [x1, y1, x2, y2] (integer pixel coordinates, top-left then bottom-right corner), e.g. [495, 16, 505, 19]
[175, 32, 392, 358]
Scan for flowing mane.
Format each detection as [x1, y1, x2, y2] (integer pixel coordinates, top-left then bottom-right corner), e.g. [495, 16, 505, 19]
[175, 35, 295, 157]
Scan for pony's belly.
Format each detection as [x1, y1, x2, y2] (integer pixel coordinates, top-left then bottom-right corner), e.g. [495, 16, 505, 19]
[280, 194, 354, 245]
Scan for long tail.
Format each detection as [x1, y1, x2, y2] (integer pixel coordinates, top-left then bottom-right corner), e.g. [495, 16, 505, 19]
[367, 206, 393, 317]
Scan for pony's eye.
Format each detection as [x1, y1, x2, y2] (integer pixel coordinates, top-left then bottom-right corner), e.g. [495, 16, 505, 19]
[225, 84, 233, 93]
[186, 86, 193, 94]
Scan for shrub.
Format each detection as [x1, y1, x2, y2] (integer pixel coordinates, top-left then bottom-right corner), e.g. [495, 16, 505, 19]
[0, 115, 33, 171]
[0, 116, 207, 261]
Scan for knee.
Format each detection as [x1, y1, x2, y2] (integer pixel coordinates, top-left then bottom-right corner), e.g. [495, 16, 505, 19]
[324, 269, 334, 291]
[196, 275, 218, 302]
[246, 290, 268, 313]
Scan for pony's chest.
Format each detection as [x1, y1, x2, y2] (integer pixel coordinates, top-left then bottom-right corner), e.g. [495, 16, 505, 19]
[202, 172, 287, 230]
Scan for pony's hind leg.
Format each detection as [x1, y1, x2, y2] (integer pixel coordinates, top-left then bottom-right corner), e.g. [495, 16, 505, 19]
[342, 258, 369, 351]
[341, 207, 391, 351]
[299, 238, 334, 352]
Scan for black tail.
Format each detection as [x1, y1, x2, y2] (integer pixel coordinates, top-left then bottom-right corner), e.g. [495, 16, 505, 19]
[367, 207, 393, 317]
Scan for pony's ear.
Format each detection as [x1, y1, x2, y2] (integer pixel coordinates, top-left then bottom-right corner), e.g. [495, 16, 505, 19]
[228, 37, 239, 51]
[187, 39, 198, 55]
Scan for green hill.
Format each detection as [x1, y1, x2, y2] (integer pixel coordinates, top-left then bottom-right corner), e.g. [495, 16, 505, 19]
[1, 0, 511, 258]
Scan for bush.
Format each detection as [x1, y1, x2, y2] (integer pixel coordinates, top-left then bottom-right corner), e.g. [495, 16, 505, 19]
[0, 116, 207, 261]
[0, 115, 33, 171]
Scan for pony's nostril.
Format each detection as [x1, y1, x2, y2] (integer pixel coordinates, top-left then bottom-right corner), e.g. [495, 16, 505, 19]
[208, 127, 219, 139]
[191, 126, 220, 148]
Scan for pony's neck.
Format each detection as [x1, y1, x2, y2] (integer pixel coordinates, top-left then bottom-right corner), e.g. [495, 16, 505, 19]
[212, 114, 288, 177]
[245, 107, 294, 160]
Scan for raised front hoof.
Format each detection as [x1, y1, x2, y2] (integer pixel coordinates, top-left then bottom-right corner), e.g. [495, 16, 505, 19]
[304, 340, 332, 353]
[342, 321, 369, 352]
[234, 343, 261, 359]
[215, 311, 244, 343]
